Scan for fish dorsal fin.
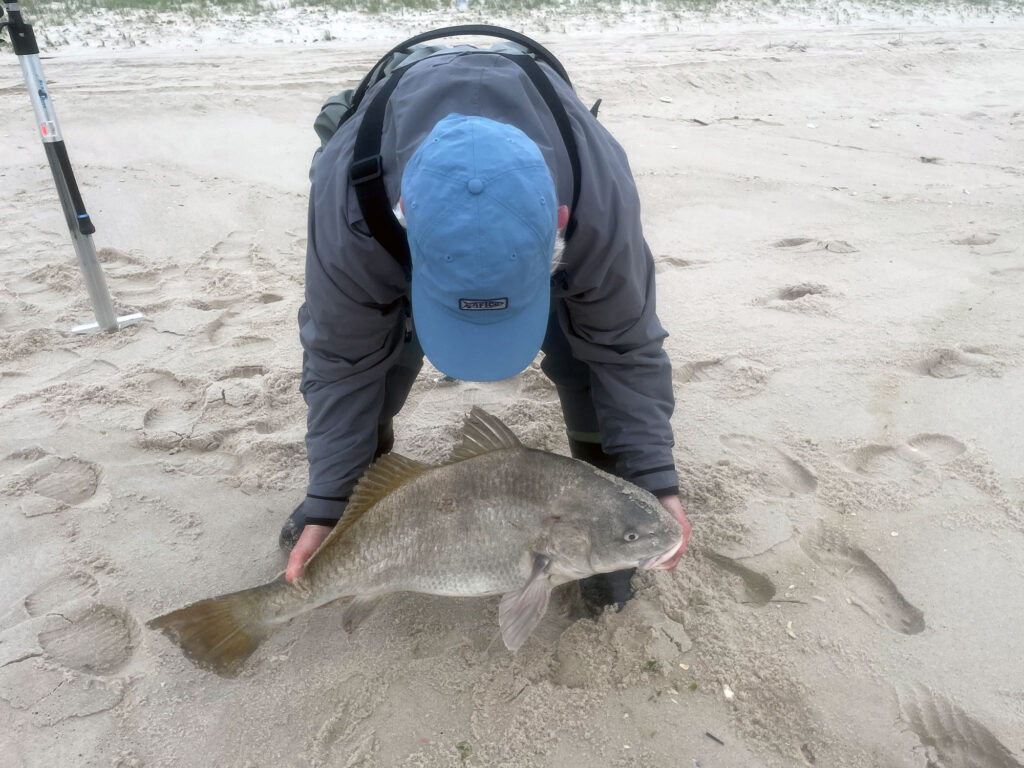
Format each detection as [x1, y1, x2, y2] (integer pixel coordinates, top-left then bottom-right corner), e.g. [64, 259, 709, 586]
[448, 407, 522, 464]
[333, 453, 428, 539]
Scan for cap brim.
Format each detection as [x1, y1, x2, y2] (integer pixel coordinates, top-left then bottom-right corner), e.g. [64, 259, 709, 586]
[412, 279, 549, 383]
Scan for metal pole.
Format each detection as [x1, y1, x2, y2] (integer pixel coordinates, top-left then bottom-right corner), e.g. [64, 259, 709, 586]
[2, 0, 142, 333]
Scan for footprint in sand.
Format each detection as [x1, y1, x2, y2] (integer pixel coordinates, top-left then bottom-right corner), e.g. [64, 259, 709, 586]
[27, 457, 99, 505]
[191, 232, 283, 310]
[654, 255, 709, 273]
[186, 297, 237, 311]
[97, 247, 179, 303]
[0, 660, 126, 726]
[201, 230, 258, 270]
[720, 434, 818, 497]
[139, 366, 272, 475]
[756, 283, 837, 316]
[821, 240, 858, 253]
[4, 450, 101, 517]
[214, 364, 268, 381]
[771, 238, 857, 253]
[205, 311, 274, 350]
[773, 283, 831, 301]
[0, 582, 136, 725]
[903, 434, 968, 463]
[142, 369, 200, 400]
[24, 572, 99, 617]
[704, 551, 777, 606]
[141, 404, 194, 440]
[845, 444, 941, 492]
[137, 370, 204, 451]
[897, 683, 1022, 768]
[38, 602, 138, 675]
[844, 434, 965, 492]
[674, 355, 772, 396]
[912, 346, 1001, 379]
[800, 522, 925, 635]
[138, 368, 250, 453]
[20, 262, 80, 296]
[97, 247, 144, 268]
[199, 368, 286, 443]
[772, 237, 816, 248]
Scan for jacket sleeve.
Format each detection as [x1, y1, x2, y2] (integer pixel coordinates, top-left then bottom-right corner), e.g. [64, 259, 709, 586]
[554, 98, 679, 498]
[298, 140, 410, 525]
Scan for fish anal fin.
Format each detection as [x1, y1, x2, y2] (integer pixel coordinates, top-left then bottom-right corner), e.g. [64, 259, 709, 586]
[498, 554, 552, 651]
[448, 407, 523, 464]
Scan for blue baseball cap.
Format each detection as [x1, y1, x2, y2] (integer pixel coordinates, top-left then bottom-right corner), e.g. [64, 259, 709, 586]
[401, 114, 557, 382]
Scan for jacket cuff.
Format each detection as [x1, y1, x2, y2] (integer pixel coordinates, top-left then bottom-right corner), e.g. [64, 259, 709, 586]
[302, 494, 349, 524]
[627, 465, 679, 498]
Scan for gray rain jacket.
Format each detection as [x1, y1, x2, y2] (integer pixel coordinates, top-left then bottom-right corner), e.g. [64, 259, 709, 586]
[300, 50, 678, 523]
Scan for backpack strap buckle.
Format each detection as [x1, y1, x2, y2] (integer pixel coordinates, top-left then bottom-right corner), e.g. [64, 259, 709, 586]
[350, 155, 384, 185]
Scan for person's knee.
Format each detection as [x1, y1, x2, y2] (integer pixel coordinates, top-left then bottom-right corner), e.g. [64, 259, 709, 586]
[540, 345, 589, 388]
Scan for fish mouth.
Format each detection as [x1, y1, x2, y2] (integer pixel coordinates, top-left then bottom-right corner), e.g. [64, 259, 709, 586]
[640, 537, 685, 571]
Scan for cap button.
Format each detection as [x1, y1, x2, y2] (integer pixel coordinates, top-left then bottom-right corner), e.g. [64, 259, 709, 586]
[467, 178, 484, 195]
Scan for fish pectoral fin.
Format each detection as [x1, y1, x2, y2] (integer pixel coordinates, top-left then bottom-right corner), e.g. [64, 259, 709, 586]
[338, 596, 382, 634]
[498, 554, 552, 652]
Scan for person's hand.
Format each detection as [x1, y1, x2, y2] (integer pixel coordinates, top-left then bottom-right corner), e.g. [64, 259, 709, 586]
[285, 524, 332, 583]
[658, 495, 690, 570]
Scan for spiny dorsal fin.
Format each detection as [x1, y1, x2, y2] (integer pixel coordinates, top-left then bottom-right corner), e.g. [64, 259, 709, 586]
[331, 453, 428, 541]
[448, 407, 523, 464]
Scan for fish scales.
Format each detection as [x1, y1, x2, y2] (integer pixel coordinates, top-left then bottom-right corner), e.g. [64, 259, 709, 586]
[304, 449, 579, 599]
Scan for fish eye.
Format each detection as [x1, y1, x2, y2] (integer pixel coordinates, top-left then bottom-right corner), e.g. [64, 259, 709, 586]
[624, 531, 640, 542]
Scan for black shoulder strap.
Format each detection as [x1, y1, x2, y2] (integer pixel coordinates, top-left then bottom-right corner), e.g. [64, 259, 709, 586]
[350, 64, 415, 269]
[501, 53, 581, 241]
[350, 48, 583, 268]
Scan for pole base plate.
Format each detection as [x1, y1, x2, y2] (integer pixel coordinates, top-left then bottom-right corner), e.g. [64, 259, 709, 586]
[71, 313, 145, 335]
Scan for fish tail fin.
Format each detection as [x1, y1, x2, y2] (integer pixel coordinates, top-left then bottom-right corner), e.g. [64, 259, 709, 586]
[148, 576, 293, 677]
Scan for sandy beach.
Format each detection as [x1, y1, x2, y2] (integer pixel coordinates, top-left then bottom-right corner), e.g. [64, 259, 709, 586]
[2, 7, 1023, 766]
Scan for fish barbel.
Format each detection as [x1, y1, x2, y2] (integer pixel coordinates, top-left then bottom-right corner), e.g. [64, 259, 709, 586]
[148, 408, 684, 676]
